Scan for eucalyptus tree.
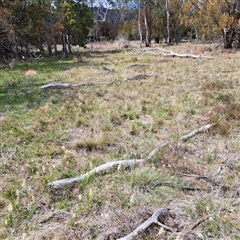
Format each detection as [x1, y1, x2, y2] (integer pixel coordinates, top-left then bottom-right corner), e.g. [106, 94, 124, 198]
[89, 0, 115, 41]
[0, 0, 47, 60]
[63, 0, 94, 51]
[183, 0, 240, 48]
[133, 0, 156, 47]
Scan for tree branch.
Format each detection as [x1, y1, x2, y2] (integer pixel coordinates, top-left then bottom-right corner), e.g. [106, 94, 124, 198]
[135, 47, 213, 59]
[117, 208, 175, 240]
[179, 123, 217, 142]
[47, 123, 216, 190]
[40, 81, 111, 89]
[152, 181, 202, 191]
[177, 165, 223, 179]
[178, 215, 210, 239]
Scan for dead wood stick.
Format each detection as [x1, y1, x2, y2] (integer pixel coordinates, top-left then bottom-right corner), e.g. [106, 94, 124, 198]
[48, 142, 168, 189]
[48, 159, 142, 189]
[162, 52, 213, 59]
[179, 123, 216, 142]
[40, 74, 150, 90]
[135, 48, 213, 59]
[177, 166, 223, 179]
[48, 123, 216, 189]
[152, 181, 201, 191]
[117, 208, 175, 240]
[40, 81, 110, 89]
[178, 215, 210, 239]
[123, 74, 151, 81]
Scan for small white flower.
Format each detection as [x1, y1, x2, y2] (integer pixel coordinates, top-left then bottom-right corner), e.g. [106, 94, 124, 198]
[22, 233, 27, 240]
[8, 203, 14, 212]
[78, 194, 82, 202]
[130, 194, 135, 204]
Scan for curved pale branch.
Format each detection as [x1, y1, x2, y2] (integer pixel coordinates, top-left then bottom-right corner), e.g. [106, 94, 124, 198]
[47, 124, 216, 189]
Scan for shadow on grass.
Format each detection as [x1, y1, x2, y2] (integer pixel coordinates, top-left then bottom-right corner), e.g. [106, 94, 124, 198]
[0, 56, 76, 111]
[0, 50, 124, 110]
[0, 85, 64, 111]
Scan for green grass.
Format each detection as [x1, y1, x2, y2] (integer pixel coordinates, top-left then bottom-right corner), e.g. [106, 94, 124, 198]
[0, 43, 239, 239]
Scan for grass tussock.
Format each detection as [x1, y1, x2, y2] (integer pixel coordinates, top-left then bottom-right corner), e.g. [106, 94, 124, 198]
[0, 42, 239, 239]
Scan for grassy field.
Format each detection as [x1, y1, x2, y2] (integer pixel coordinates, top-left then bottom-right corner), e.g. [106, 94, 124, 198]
[0, 42, 239, 240]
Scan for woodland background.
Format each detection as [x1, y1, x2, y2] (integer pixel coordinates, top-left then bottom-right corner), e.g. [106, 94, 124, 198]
[0, 0, 240, 62]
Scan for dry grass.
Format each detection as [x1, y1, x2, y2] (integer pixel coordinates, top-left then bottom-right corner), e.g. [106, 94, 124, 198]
[25, 69, 38, 76]
[0, 42, 239, 239]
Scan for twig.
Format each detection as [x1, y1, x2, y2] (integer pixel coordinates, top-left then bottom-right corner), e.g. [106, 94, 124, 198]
[127, 64, 149, 68]
[152, 181, 201, 191]
[179, 123, 216, 142]
[215, 70, 233, 73]
[123, 74, 151, 81]
[40, 81, 110, 89]
[117, 208, 175, 240]
[177, 166, 223, 179]
[178, 215, 210, 239]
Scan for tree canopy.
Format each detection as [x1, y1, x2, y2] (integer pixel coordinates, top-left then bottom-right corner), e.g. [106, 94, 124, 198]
[0, 0, 94, 61]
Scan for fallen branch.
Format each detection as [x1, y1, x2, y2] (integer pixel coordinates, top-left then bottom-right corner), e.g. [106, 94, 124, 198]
[179, 123, 216, 142]
[215, 70, 233, 73]
[118, 208, 175, 240]
[152, 181, 201, 191]
[40, 74, 150, 89]
[161, 51, 212, 59]
[178, 215, 210, 239]
[48, 123, 216, 189]
[123, 74, 150, 81]
[127, 64, 150, 68]
[48, 142, 168, 189]
[135, 47, 213, 59]
[40, 81, 110, 89]
[177, 165, 223, 179]
[48, 159, 142, 189]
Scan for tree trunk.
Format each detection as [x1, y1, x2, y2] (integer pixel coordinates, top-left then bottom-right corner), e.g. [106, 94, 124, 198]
[223, 28, 234, 49]
[143, 4, 151, 47]
[166, 0, 170, 45]
[62, 34, 68, 57]
[138, 0, 143, 48]
[66, 34, 72, 54]
[53, 37, 57, 55]
[45, 28, 52, 55]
